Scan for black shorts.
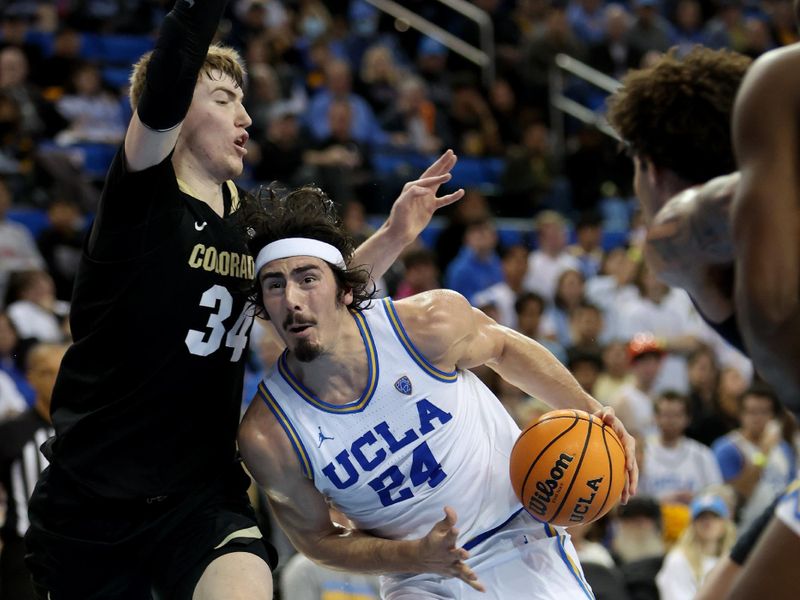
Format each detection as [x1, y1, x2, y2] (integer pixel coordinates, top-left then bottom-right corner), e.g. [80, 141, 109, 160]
[24, 463, 278, 600]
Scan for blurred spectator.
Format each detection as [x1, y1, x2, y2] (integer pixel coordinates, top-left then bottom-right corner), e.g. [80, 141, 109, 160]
[502, 122, 567, 216]
[245, 64, 287, 140]
[415, 36, 452, 109]
[627, 0, 676, 56]
[568, 0, 610, 45]
[672, 0, 710, 55]
[433, 188, 490, 274]
[523, 210, 580, 301]
[395, 248, 439, 299]
[610, 333, 665, 436]
[447, 75, 502, 156]
[767, 0, 799, 46]
[443, 216, 503, 301]
[304, 58, 389, 147]
[588, 5, 643, 79]
[569, 300, 604, 350]
[5, 270, 67, 344]
[712, 384, 796, 529]
[520, 3, 587, 109]
[488, 78, 524, 147]
[304, 99, 374, 207]
[567, 211, 604, 279]
[640, 391, 723, 504]
[593, 339, 635, 404]
[684, 345, 720, 438]
[741, 15, 776, 57]
[0, 176, 45, 304]
[381, 76, 448, 155]
[567, 346, 604, 393]
[54, 61, 126, 145]
[687, 365, 746, 446]
[357, 44, 402, 116]
[228, 0, 289, 52]
[295, 0, 333, 45]
[36, 197, 85, 302]
[0, 46, 66, 139]
[472, 243, 530, 328]
[0, 311, 34, 406]
[614, 496, 665, 600]
[252, 102, 312, 188]
[612, 261, 702, 394]
[655, 493, 736, 600]
[704, 0, 748, 51]
[0, 343, 65, 600]
[541, 268, 585, 347]
[34, 27, 83, 91]
[515, 291, 567, 363]
[586, 246, 639, 333]
[0, 5, 43, 76]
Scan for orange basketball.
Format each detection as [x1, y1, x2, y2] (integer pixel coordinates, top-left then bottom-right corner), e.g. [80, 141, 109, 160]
[510, 409, 626, 527]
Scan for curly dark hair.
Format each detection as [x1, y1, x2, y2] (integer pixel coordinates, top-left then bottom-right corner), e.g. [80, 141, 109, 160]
[237, 184, 376, 318]
[606, 47, 752, 184]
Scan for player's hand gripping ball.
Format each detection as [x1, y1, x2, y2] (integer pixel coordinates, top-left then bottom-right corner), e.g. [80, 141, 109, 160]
[510, 409, 626, 526]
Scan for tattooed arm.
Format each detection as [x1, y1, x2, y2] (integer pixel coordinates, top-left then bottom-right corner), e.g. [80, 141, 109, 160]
[644, 172, 738, 323]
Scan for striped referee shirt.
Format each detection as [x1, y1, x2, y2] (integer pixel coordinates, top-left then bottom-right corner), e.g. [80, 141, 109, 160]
[0, 409, 53, 540]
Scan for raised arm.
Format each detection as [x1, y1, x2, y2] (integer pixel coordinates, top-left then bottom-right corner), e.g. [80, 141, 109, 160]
[392, 290, 638, 500]
[350, 150, 464, 281]
[124, 0, 227, 171]
[731, 45, 800, 403]
[237, 399, 484, 591]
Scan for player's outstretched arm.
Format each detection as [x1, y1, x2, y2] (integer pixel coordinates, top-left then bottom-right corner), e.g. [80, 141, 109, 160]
[125, 0, 228, 172]
[646, 172, 738, 323]
[350, 150, 464, 282]
[238, 397, 484, 591]
[731, 44, 800, 402]
[391, 290, 638, 501]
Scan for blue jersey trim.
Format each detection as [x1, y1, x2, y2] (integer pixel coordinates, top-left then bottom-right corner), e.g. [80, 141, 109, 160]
[278, 310, 379, 414]
[463, 508, 524, 551]
[545, 523, 594, 599]
[258, 382, 314, 481]
[382, 298, 457, 383]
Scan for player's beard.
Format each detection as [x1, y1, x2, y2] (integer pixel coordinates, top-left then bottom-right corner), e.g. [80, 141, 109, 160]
[295, 338, 323, 362]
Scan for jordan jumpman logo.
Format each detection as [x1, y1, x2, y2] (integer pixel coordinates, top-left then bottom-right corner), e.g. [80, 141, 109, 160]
[317, 426, 334, 448]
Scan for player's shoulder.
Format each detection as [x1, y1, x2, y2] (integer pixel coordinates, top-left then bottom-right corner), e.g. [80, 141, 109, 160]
[737, 44, 800, 108]
[391, 289, 471, 324]
[390, 290, 474, 363]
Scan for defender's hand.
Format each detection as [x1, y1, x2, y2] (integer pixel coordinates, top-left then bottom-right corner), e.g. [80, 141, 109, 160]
[386, 150, 465, 244]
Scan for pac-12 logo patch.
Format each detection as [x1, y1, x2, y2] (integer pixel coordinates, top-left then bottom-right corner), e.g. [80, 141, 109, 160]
[394, 376, 412, 395]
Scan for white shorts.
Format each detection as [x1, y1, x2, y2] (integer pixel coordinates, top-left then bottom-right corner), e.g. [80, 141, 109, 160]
[775, 478, 800, 538]
[380, 511, 594, 600]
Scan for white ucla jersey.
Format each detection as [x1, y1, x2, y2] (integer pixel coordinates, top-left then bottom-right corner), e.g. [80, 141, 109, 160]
[258, 298, 526, 552]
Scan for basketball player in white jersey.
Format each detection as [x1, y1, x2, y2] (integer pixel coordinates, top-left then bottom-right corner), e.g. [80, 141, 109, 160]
[237, 186, 638, 599]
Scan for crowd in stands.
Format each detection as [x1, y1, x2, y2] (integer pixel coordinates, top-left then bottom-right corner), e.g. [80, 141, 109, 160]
[1, 0, 799, 598]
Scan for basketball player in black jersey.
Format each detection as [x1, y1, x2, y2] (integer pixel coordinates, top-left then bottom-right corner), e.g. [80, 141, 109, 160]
[607, 43, 800, 599]
[22, 1, 465, 597]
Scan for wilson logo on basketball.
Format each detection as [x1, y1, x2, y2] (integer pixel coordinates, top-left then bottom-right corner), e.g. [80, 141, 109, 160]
[527, 452, 574, 516]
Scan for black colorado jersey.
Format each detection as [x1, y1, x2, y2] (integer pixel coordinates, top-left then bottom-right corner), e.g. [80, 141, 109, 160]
[48, 149, 255, 498]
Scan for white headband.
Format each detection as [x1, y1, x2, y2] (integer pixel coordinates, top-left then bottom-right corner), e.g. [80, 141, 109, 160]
[255, 237, 346, 274]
